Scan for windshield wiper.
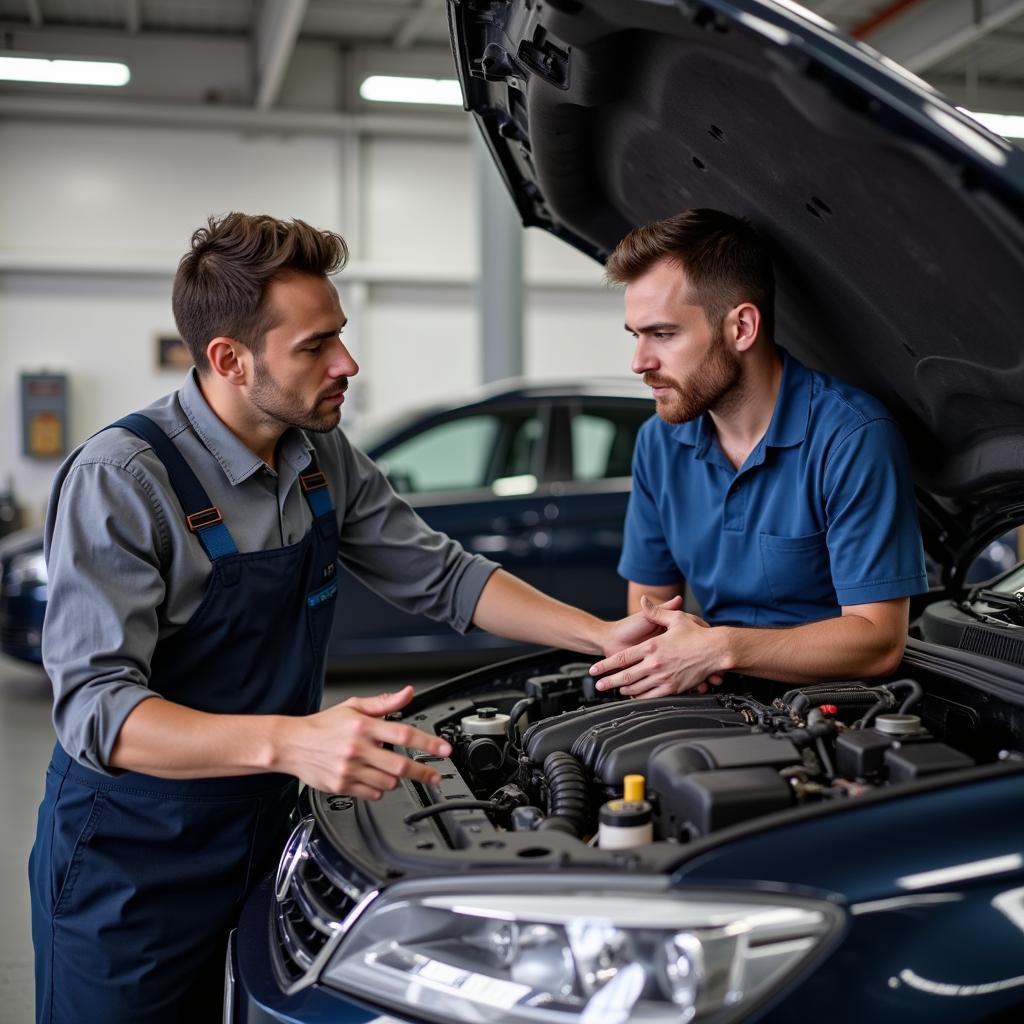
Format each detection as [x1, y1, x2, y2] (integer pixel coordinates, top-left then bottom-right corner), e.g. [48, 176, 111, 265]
[974, 588, 1024, 608]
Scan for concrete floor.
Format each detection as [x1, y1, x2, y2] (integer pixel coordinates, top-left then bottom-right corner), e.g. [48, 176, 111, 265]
[0, 653, 433, 1024]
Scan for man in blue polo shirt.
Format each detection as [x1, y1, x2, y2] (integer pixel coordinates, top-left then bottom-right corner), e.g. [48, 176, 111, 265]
[589, 208, 928, 697]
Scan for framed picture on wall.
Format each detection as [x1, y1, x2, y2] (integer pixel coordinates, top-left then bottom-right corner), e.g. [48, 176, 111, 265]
[156, 335, 193, 371]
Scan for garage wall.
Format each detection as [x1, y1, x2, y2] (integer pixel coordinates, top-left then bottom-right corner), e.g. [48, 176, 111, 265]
[0, 120, 627, 519]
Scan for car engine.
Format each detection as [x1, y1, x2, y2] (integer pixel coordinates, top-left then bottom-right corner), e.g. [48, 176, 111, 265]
[362, 661, 988, 861]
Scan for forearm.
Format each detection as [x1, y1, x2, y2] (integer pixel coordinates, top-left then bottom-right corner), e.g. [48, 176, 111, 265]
[108, 697, 294, 779]
[472, 569, 608, 655]
[715, 611, 906, 684]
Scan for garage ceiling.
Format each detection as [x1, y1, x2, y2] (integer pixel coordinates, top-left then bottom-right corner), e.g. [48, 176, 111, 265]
[0, 1, 1021, 126]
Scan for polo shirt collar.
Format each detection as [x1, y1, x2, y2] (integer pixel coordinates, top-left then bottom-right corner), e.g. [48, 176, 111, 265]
[761, 347, 811, 450]
[669, 346, 811, 458]
[178, 369, 313, 485]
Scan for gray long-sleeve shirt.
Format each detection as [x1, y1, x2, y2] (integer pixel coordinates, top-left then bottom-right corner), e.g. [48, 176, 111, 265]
[42, 371, 498, 774]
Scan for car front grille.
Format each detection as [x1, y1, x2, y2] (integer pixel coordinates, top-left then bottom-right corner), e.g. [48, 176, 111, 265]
[270, 821, 368, 993]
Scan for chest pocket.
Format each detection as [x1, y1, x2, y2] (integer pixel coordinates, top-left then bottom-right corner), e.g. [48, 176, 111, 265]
[759, 530, 836, 610]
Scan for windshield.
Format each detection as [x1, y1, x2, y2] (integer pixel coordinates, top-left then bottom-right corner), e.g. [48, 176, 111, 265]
[987, 562, 1024, 595]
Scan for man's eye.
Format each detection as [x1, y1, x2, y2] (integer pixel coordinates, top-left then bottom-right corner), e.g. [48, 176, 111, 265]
[306, 343, 323, 354]
[653, 331, 674, 339]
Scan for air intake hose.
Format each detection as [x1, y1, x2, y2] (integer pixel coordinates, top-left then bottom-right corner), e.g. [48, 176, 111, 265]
[539, 751, 588, 836]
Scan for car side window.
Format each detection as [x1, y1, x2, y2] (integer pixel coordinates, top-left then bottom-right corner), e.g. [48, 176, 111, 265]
[378, 415, 499, 494]
[377, 410, 544, 495]
[570, 405, 649, 481]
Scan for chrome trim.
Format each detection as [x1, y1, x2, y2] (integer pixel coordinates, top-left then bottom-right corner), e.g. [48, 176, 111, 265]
[222, 928, 236, 1024]
[275, 817, 314, 902]
[276, 901, 316, 973]
[276, 888, 382, 996]
[287, 863, 343, 936]
[306, 835, 363, 901]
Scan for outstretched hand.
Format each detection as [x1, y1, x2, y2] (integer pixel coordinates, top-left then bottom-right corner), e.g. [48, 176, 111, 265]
[592, 595, 725, 698]
[286, 685, 452, 799]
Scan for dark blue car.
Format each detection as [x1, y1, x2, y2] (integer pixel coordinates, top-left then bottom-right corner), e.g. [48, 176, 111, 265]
[229, 0, 1024, 1022]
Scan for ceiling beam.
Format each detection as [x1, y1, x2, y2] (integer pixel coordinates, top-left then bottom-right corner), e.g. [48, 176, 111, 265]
[24, 0, 42, 28]
[0, 93, 468, 139]
[254, 0, 308, 109]
[862, 0, 1024, 73]
[394, 0, 443, 49]
[125, 0, 141, 34]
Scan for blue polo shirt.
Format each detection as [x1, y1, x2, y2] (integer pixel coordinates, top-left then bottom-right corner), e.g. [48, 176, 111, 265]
[618, 349, 928, 626]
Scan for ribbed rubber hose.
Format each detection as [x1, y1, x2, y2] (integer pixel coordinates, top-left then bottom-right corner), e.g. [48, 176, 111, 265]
[541, 751, 588, 836]
[788, 686, 890, 717]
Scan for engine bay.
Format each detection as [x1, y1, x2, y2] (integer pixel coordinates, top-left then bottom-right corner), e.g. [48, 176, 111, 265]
[312, 652, 1024, 876]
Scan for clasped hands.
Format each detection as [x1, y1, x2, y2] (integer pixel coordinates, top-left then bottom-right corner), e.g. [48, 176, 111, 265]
[592, 594, 725, 699]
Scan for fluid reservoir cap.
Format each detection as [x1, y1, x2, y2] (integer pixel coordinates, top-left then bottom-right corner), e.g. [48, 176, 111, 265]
[462, 709, 511, 736]
[623, 774, 646, 802]
[600, 798, 652, 828]
[875, 713, 922, 736]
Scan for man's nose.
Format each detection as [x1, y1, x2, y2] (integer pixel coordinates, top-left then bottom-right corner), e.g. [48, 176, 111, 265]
[331, 339, 359, 378]
[631, 337, 656, 375]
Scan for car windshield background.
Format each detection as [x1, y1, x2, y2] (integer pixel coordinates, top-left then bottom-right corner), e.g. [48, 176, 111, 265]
[377, 408, 545, 496]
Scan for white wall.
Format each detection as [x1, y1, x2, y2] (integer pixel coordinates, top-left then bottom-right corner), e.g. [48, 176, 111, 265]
[0, 120, 630, 519]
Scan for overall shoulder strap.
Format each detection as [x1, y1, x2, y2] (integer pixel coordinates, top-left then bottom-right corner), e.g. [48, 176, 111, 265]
[109, 412, 238, 561]
[298, 450, 335, 521]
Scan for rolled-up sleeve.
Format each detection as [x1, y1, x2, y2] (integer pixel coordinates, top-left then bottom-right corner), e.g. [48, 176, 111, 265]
[334, 439, 498, 633]
[42, 459, 168, 773]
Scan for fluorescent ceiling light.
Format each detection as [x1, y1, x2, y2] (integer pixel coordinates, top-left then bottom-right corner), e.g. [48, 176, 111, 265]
[961, 109, 1024, 141]
[0, 55, 130, 87]
[360, 75, 462, 106]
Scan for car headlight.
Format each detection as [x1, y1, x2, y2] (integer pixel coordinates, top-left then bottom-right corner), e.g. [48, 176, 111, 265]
[5, 550, 47, 589]
[322, 877, 841, 1023]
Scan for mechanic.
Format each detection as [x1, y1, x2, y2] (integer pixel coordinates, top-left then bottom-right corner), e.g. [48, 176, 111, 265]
[589, 208, 929, 698]
[29, 213, 664, 1024]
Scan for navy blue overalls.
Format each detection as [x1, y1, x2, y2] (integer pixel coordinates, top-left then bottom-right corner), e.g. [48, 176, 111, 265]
[29, 411, 340, 1023]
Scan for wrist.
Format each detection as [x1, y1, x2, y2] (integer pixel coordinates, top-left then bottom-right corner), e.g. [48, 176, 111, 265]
[262, 714, 298, 774]
[710, 626, 739, 675]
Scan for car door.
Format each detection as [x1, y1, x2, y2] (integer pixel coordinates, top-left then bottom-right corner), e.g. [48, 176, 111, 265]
[328, 400, 556, 664]
[540, 398, 652, 619]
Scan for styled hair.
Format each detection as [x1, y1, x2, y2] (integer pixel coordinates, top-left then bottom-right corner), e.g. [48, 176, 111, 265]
[605, 208, 774, 339]
[171, 212, 349, 372]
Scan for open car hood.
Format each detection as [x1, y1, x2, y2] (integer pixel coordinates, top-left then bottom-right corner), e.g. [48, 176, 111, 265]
[447, 0, 1024, 588]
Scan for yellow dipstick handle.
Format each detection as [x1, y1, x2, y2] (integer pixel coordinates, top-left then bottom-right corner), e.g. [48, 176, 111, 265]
[623, 774, 645, 802]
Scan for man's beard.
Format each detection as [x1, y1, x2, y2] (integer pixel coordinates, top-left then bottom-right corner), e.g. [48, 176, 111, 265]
[250, 355, 346, 434]
[645, 326, 742, 424]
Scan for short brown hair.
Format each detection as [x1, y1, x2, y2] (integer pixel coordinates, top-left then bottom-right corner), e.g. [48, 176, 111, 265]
[172, 212, 349, 372]
[605, 208, 774, 339]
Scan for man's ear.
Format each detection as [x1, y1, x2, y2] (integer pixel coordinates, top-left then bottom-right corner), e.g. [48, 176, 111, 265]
[206, 337, 250, 384]
[728, 302, 761, 353]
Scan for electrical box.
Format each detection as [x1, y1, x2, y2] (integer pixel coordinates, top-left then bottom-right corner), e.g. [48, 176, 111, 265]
[20, 372, 68, 459]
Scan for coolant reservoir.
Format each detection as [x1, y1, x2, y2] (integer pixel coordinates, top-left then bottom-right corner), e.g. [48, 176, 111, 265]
[599, 774, 653, 850]
[461, 706, 510, 737]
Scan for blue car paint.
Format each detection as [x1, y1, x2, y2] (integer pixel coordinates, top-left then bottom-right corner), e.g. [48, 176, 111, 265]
[0, 576, 45, 664]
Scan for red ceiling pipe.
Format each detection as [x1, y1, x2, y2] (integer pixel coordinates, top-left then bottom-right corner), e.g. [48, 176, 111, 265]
[851, 0, 924, 39]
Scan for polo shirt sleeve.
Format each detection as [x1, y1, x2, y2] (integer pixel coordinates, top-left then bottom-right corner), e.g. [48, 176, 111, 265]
[334, 437, 499, 634]
[823, 417, 928, 605]
[617, 420, 685, 586]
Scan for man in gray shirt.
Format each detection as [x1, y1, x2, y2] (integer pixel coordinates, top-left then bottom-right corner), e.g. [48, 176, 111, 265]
[30, 213, 659, 1024]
